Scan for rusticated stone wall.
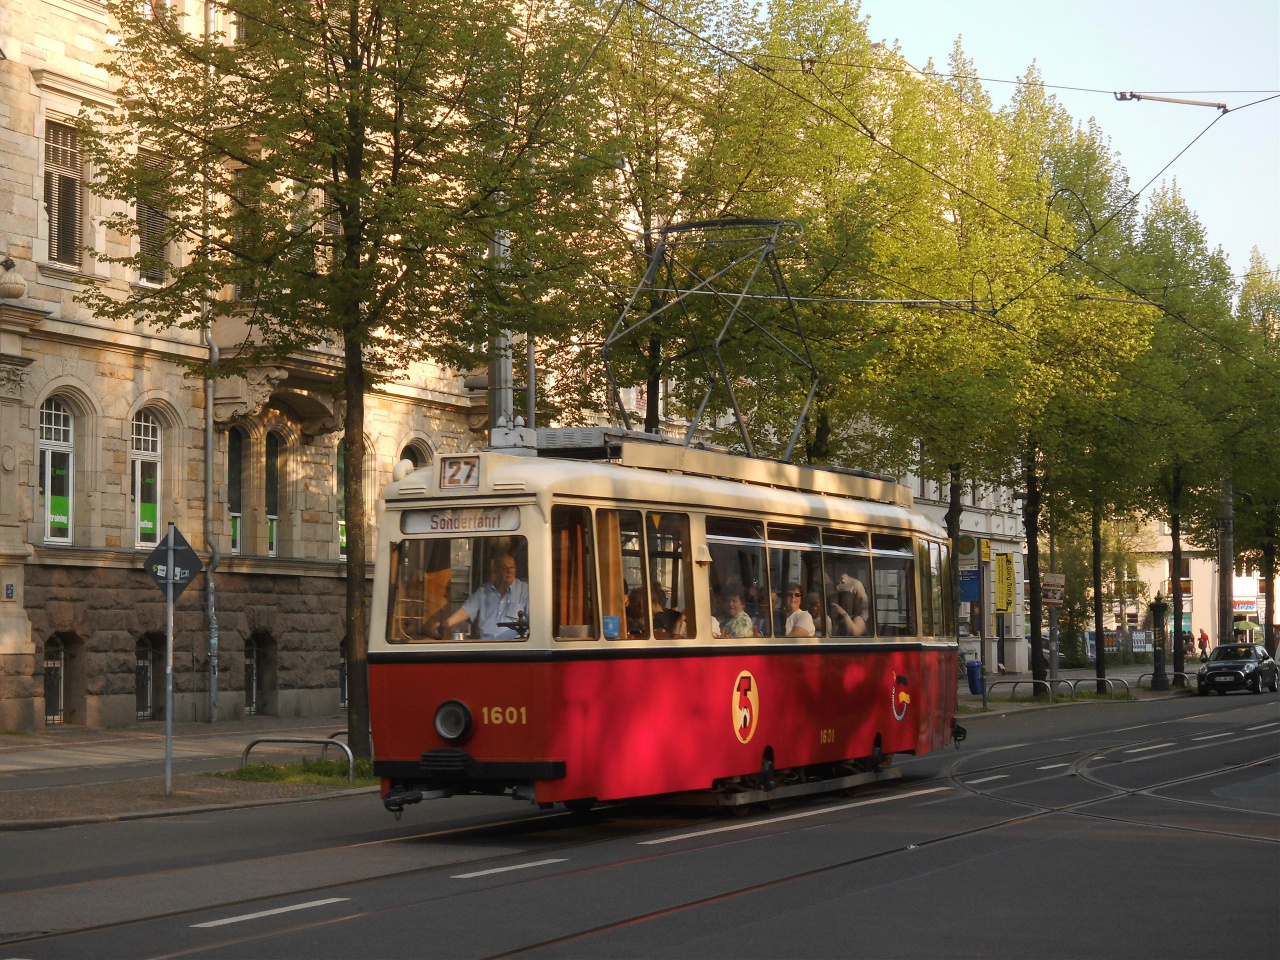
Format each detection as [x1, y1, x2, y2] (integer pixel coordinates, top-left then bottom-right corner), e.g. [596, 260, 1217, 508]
[24, 563, 351, 727]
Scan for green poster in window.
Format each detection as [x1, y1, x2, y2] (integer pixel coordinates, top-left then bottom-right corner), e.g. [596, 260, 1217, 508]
[137, 461, 158, 543]
[139, 500, 157, 541]
[49, 495, 70, 538]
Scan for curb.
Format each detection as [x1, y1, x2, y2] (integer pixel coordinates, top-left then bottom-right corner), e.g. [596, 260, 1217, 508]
[0, 785, 380, 832]
[957, 688, 1196, 720]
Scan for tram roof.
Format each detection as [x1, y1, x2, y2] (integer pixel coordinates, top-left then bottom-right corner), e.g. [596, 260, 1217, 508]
[383, 441, 945, 538]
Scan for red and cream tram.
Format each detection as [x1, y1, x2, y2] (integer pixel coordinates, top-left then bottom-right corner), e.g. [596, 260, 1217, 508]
[369, 435, 959, 813]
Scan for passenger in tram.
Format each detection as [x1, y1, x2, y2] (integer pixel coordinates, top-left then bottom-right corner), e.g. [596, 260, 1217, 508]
[779, 582, 815, 637]
[830, 573, 869, 637]
[625, 587, 650, 638]
[432, 552, 529, 640]
[650, 584, 686, 638]
[806, 592, 831, 637]
[719, 587, 757, 638]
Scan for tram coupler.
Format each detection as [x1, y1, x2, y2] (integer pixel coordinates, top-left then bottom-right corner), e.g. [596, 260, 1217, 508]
[952, 719, 967, 746]
[383, 788, 448, 817]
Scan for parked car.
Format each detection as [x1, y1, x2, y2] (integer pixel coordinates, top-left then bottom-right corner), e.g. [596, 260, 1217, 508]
[1197, 644, 1279, 695]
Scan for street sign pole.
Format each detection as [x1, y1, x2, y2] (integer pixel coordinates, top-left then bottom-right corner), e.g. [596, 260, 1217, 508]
[165, 522, 175, 796]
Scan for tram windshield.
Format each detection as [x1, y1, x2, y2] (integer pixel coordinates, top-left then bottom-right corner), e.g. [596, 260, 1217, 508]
[387, 535, 530, 642]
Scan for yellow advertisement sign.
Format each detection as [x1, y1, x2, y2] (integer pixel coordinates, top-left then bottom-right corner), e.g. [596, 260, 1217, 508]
[980, 539, 991, 562]
[995, 552, 1015, 613]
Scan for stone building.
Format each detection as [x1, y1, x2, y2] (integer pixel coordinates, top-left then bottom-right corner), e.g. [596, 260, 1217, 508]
[0, 0, 483, 731]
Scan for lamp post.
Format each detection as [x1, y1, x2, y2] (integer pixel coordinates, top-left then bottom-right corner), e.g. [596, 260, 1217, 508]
[1150, 592, 1170, 691]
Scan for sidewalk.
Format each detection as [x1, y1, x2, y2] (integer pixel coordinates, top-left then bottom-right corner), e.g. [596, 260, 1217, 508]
[0, 714, 374, 829]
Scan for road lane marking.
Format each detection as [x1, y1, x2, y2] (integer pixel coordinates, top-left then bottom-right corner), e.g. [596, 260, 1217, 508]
[639, 787, 950, 845]
[191, 898, 349, 928]
[1247, 722, 1279, 731]
[965, 775, 1009, 785]
[1192, 733, 1233, 741]
[452, 858, 567, 879]
[1124, 743, 1175, 754]
[1036, 763, 1070, 770]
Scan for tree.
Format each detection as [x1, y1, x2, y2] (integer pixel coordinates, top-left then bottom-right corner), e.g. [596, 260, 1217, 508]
[80, 0, 604, 755]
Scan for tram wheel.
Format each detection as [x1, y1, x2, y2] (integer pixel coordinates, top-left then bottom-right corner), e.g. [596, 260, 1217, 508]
[564, 798, 596, 815]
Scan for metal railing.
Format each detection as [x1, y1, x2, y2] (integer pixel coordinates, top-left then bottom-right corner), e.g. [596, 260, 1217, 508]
[240, 736, 355, 785]
[1069, 677, 1131, 697]
[1135, 672, 1190, 688]
[985, 678, 1075, 703]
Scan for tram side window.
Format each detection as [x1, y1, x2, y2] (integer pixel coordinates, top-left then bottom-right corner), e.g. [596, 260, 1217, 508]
[936, 542, 955, 636]
[386, 535, 529, 643]
[872, 534, 916, 637]
[769, 524, 823, 638]
[918, 540, 935, 635]
[552, 506, 598, 640]
[646, 512, 696, 638]
[706, 517, 770, 638]
[928, 541, 946, 636]
[821, 530, 872, 638]
[597, 509, 649, 639]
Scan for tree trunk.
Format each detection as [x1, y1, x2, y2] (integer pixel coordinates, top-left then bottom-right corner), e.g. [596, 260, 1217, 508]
[1218, 476, 1234, 647]
[946, 465, 963, 637]
[343, 335, 371, 759]
[644, 333, 661, 434]
[1263, 536, 1276, 658]
[1022, 446, 1045, 683]
[1170, 508, 1185, 686]
[1093, 499, 1107, 694]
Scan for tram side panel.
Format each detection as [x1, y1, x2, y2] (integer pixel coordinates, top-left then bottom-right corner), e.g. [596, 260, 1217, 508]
[540, 645, 954, 803]
[370, 645, 954, 804]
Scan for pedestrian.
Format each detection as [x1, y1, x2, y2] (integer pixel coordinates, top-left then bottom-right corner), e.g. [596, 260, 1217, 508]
[1198, 629, 1209, 661]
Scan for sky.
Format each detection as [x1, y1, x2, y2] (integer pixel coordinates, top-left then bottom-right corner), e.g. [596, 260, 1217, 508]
[857, 0, 1280, 277]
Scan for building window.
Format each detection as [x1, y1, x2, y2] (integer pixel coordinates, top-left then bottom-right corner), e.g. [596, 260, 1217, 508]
[44, 636, 65, 725]
[137, 150, 168, 285]
[227, 428, 244, 555]
[244, 633, 259, 715]
[336, 443, 346, 560]
[39, 398, 74, 543]
[265, 432, 281, 557]
[399, 445, 420, 468]
[44, 121, 82, 266]
[131, 410, 162, 546]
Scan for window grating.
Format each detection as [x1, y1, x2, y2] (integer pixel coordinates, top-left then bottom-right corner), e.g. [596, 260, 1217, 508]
[131, 409, 161, 454]
[39, 398, 73, 445]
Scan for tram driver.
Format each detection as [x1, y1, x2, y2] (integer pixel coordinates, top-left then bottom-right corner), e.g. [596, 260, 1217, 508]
[432, 552, 529, 640]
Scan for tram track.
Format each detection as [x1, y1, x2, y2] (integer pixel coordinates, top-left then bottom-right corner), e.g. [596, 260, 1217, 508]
[8, 707, 1277, 957]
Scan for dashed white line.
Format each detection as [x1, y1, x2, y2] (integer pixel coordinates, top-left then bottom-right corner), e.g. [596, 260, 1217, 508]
[965, 775, 1009, 785]
[1124, 743, 1175, 754]
[1036, 763, 1070, 770]
[1247, 722, 1280, 731]
[639, 787, 950, 845]
[191, 898, 349, 928]
[452, 858, 567, 879]
[1192, 732, 1233, 741]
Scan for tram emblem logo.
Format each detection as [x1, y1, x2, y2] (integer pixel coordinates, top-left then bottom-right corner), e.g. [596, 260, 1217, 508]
[732, 670, 759, 744]
[891, 675, 910, 722]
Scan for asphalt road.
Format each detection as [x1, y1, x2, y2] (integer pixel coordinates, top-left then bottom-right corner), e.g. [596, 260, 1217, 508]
[4, 693, 1277, 959]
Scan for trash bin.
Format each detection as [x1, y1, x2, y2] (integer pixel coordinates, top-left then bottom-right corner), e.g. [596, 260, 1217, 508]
[966, 659, 983, 695]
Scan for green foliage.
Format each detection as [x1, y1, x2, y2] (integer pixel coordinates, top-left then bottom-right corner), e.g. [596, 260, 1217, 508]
[213, 757, 377, 786]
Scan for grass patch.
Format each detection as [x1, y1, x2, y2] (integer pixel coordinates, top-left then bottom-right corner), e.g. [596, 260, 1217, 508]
[210, 757, 378, 788]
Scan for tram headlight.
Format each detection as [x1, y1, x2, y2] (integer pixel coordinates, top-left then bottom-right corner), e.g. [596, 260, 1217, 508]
[434, 700, 473, 743]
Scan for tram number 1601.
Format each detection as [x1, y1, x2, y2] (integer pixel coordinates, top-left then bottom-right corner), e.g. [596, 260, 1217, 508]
[483, 706, 528, 726]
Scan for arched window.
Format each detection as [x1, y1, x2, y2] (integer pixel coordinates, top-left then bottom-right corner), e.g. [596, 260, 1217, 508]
[227, 428, 245, 555]
[265, 432, 281, 557]
[131, 410, 162, 546]
[39, 398, 74, 542]
[399, 445, 420, 468]
[44, 636, 65, 724]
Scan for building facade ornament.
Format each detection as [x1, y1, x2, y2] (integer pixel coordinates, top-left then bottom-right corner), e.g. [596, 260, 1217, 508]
[212, 366, 288, 425]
